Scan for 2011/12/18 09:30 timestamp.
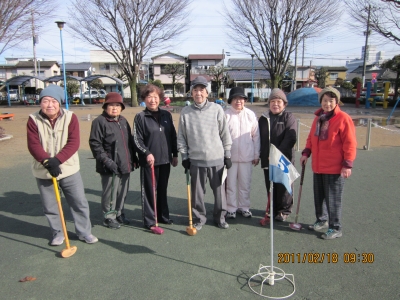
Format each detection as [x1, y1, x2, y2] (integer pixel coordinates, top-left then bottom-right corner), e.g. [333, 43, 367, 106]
[277, 252, 375, 264]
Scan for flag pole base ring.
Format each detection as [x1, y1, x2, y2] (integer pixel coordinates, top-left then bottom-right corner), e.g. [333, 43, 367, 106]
[248, 264, 295, 299]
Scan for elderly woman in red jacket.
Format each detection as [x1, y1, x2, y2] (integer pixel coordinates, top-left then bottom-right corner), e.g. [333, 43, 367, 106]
[300, 87, 357, 240]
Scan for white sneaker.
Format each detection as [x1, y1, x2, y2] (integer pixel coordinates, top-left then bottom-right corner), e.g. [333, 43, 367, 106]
[226, 211, 236, 219]
[238, 210, 252, 218]
[78, 234, 98, 244]
[50, 236, 65, 246]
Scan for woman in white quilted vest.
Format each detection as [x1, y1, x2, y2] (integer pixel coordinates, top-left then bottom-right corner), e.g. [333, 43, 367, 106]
[225, 87, 260, 219]
[27, 85, 98, 246]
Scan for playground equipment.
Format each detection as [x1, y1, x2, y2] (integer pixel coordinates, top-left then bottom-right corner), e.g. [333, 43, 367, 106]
[354, 81, 395, 109]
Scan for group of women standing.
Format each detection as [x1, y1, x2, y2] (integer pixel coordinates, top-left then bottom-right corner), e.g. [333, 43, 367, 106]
[89, 86, 177, 233]
[89, 84, 356, 240]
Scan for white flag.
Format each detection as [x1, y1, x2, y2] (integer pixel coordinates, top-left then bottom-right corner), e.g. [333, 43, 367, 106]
[269, 144, 300, 194]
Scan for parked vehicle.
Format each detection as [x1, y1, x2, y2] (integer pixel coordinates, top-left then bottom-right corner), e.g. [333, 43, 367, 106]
[7, 89, 19, 101]
[73, 89, 107, 99]
[98, 89, 107, 98]
[164, 89, 183, 97]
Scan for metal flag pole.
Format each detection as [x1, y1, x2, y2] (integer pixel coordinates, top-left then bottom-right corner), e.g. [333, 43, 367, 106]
[248, 181, 296, 298]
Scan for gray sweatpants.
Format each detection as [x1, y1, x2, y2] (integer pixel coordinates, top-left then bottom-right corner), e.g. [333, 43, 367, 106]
[36, 172, 92, 239]
[101, 173, 130, 219]
[190, 164, 226, 225]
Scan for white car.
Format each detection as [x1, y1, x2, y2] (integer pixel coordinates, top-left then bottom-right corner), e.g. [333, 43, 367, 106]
[73, 89, 107, 99]
[7, 89, 19, 101]
[164, 89, 183, 97]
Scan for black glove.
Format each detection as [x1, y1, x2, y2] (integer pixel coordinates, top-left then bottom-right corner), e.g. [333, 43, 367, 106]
[224, 157, 232, 169]
[104, 158, 118, 174]
[43, 157, 62, 177]
[182, 159, 191, 171]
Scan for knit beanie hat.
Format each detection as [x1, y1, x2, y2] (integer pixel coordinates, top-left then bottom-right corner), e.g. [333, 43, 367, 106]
[267, 88, 287, 104]
[228, 87, 247, 104]
[102, 92, 125, 110]
[39, 84, 64, 104]
[318, 86, 343, 105]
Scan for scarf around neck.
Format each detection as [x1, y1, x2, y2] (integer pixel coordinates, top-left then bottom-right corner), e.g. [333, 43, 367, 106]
[314, 109, 334, 140]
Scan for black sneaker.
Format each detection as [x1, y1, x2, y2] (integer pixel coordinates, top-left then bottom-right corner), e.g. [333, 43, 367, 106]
[116, 214, 130, 225]
[103, 218, 121, 229]
[159, 219, 173, 225]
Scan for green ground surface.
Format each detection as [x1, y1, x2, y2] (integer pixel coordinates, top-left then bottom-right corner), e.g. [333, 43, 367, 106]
[0, 148, 399, 300]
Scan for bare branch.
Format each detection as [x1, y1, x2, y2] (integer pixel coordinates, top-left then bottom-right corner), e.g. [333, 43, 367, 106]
[346, 0, 400, 45]
[0, 0, 56, 55]
[68, 0, 192, 106]
[224, 0, 342, 88]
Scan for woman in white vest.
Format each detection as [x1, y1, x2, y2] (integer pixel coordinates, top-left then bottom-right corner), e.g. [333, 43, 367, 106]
[27, 85, 98, 246]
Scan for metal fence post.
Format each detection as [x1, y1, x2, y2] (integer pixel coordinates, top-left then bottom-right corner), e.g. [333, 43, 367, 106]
[296, 119, 300, 151]
[363, 119, 372, 150]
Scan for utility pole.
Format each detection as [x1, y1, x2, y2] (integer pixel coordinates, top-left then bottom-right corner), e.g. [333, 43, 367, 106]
[302, 36, 305, 66]
[361, 4, 372, 88]
[293, 36, 298, 91]
[32, 11, 38, 90]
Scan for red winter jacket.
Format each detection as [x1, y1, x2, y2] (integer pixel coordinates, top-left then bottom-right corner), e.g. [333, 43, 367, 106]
[303, 106, 357, 174]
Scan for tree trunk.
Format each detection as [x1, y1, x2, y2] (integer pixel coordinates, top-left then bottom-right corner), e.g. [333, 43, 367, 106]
[270, 73, 280, 88]
[130, 78, 138, 107]
[172, 75, 176, 97]
[393, 69, 400, 105]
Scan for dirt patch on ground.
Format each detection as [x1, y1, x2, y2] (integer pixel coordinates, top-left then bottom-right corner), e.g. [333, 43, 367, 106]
[1, 103, 400, 169]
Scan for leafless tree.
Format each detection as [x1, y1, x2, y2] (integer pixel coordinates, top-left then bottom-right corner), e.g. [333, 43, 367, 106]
[347, 0, 400, 45]
[0, 0, 55, 55]
[163, 63, 185, 97]
[224, 0, 341, 88]
[207, 66, 225, 94]
[69, 0, 192, 106]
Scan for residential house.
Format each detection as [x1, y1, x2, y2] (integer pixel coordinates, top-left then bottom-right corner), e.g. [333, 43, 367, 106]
[226, 58, 270, 87]
[318, 66, 348, 87]
[346, 63, 382, 82]
[0, 58, 60, 93]
[294, 66, 316, 88]
[226, 58, 271, 100]
[187, 54, 224, 93]
[90, 50, 128, 95]
[152, 52, 186, 93]
[62, 62, 91, 91]
[348, 64, 397, 91]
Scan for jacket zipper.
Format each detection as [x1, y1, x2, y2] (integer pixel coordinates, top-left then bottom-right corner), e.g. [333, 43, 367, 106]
[117, 121, 131, 173]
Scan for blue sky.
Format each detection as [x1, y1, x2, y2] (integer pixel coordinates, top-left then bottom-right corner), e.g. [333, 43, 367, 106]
[0, 0, 398, 66]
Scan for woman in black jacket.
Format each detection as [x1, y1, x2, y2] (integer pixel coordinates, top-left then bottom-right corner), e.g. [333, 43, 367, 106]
[259, 88, 297, 222]
[133, 84, 178, 232]
[89, 92, 138, 229]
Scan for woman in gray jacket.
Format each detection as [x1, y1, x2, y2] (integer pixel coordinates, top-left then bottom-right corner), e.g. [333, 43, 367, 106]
[259, 88, 297, 222]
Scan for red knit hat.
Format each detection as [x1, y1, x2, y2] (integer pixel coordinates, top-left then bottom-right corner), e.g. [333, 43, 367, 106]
[102, 92, 125, 110]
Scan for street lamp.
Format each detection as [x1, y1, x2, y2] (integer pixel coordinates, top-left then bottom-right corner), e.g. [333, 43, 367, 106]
[251, 54, 254, 104]
[55, 21, 68, 110]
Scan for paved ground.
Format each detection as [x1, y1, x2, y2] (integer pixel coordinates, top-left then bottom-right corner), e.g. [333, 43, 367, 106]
[0, 104, 399, 299]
